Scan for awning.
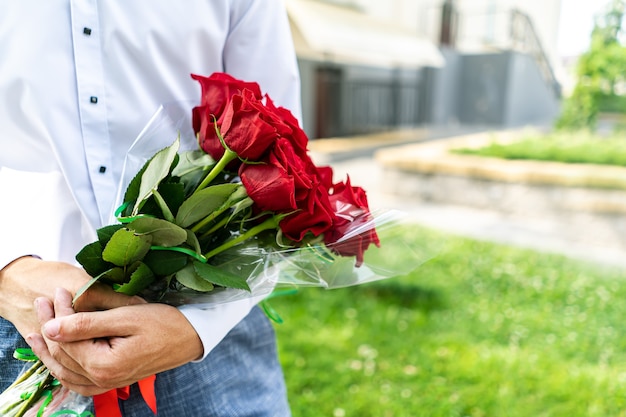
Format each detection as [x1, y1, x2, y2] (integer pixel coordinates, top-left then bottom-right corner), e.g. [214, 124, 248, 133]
[286, 0, 445, 69]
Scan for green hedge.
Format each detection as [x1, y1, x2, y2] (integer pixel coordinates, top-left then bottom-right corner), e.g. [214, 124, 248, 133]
[453, 132, 626, 167]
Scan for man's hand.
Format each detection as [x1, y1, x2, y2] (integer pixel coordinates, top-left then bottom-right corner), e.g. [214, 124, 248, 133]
[0, 257, 142, 338]
[27, 288, 204, 396]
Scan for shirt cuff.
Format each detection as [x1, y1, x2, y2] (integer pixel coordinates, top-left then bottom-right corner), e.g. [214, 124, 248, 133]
[175, 266, 280, 360]
[177, 297, 255, 361]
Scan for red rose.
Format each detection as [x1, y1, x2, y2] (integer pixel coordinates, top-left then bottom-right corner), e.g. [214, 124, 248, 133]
[219, 89, 291, 161]
[265, 96, 309, 157]
[192, 104, 227, 161]
[240, 138, 335, 241]
[239, 163, 297, 212]
[316, 166, 334, 190]
[324, 177, 380, 266]
[191, 73, 264, 162]
[279, 183, 335, 241]
[191, 72, 262, 119]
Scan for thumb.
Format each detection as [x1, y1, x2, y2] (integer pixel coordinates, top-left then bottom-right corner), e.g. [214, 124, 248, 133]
[73, 282, 146, 312]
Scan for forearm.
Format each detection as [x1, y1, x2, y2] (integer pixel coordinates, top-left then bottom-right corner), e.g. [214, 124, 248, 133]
[0, 257, 142, 340]
[0, 256, 45, 331]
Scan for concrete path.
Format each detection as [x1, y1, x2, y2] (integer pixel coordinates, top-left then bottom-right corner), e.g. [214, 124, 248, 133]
[310, 130, 626, 271]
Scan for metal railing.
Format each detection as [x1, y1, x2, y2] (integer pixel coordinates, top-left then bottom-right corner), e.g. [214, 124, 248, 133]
[314, 67, 422, 138]
[509, 9, 561, 97]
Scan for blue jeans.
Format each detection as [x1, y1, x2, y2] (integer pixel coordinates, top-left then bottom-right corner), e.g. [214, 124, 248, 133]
[0, 307, 291, 416]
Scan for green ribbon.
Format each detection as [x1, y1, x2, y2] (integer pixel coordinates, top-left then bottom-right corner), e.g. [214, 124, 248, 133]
[13, 347, 38, 362]
[265, 288, 299, 300]
[49, 409, 94, 417]
[150, 245, 208, 263]
[36, 389, 53, 417]
[114, 201, 155, 224]
[260, 288, 298, 324]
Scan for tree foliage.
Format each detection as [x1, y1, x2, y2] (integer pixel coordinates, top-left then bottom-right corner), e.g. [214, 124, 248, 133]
[556, 0, 626, 130]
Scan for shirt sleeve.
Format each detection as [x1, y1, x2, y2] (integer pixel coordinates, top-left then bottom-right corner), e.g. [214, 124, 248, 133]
[224, 0, 302, 121]
[177, 0, 301, 360]
[0, 168, 95, 270]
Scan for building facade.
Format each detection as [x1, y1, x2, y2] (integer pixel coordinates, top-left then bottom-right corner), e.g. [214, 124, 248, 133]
[286, 0, 563, 138]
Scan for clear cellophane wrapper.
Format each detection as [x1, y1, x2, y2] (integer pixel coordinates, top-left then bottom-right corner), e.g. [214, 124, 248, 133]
[0, 358, 92, 417]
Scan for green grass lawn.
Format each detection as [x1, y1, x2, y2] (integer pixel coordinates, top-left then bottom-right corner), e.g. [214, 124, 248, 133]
[453, 131, 626, 167]
[272, 226, 626, 417]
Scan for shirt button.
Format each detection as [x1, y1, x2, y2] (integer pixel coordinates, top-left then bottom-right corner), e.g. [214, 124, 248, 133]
[90, 96, 98, 104]
[99, 166, 107, 174]
[83, 27, 92, 36]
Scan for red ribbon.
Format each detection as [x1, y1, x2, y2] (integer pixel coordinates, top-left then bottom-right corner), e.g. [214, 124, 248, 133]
[93, 375, 157, 416]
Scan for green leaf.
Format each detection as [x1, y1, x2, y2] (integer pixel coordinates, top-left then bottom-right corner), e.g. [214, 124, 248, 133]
[186, 229, 202, 255]
[122, 158, 176, 218]
[229, 196, 254, 222]
[96, 224, 125, 246]
[174, 264, 215, 292]
[158, 181, 186, 216]
[179, 169, 212, 196]
[175, 183, 241, 228]
[172, 150, 218, 195]
[143, 249, 189, 276]
[132, 138, 180, 215]
[115, 262, 155, 296]
[131, 195, 161, 218]
[193, 260, 250, 291]
[172, 150, 216, 177]
[100, 266, 127, 284]
[225, 184, 249, 206]
[127, 217, 187, 247]
[73, 267, 116, 304]
[123, 171, 148, 218]
[75, 241, 110, 277]
[102, 228, 152, 266]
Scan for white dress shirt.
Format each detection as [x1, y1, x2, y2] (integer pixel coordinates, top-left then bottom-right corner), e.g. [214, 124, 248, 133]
[0, 0, 301, 358]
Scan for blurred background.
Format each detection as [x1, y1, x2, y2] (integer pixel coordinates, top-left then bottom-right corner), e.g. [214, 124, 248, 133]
[283, 0, 610, 138]
[282, 0, 626, 267]
[274, 2, 626, 416]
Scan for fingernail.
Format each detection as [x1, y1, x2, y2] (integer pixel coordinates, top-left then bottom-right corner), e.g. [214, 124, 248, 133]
[43, 320, 60, 338]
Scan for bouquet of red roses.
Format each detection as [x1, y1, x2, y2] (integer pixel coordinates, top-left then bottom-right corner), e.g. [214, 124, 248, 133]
[0, 72, 425, 417]
[71, 72, 405, 309]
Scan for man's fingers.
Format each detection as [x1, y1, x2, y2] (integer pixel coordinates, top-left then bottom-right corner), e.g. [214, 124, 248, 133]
[26, 333, 94, 388]
[35, 297, 54, 327]
[73, 282, 146, 312]
[33, 293, 98, 384]
[42, 307, 140, 342]
[53, 287, 76, 318]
